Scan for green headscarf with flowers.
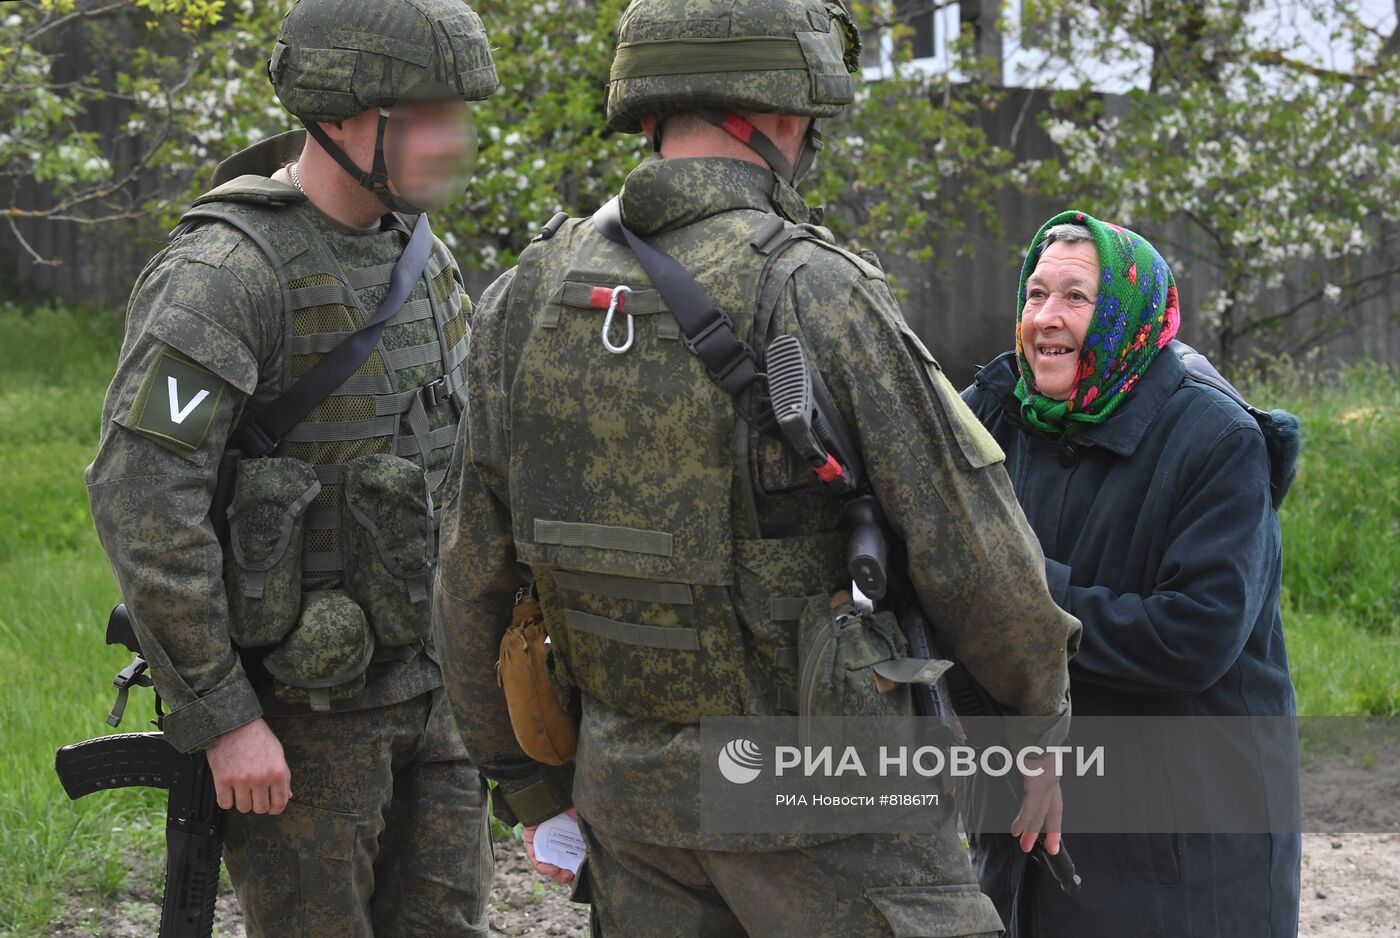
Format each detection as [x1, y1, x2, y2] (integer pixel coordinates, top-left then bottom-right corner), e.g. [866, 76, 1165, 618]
[1014, 210, 1181, 439]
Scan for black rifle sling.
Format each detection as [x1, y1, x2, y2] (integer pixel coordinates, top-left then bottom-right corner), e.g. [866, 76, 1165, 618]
[591, 199, 1083, 891]
[235, 212, 435, 457]
[595, 200, 938, 659]
[592, 198, 764, 397]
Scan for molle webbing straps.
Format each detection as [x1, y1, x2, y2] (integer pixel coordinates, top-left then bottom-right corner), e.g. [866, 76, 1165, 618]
[592, 198, 764, 398]
[234, 213, 435, 458]
[551, 569, 693, 606]
[562, 609, 701, 651]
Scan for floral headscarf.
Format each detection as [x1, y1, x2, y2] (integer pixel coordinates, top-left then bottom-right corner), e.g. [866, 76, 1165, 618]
[1013, 210, 1181, 439]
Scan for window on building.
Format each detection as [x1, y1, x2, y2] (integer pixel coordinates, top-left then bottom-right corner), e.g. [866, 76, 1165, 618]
[862, 1, 941, 67]
[898, 0, 938, 59]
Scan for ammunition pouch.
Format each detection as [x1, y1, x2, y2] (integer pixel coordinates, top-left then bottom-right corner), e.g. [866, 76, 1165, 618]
[731, 532, 847, 715]
[223, 457, 320, 647]
[342, 453, 434, 647]
[221, 451, 433, 711]
[263, 590, 375, 711]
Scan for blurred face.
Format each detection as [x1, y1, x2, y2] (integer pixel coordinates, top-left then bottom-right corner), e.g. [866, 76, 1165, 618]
[1022, 239, 1099, 400]
[335, 98, 477, 210]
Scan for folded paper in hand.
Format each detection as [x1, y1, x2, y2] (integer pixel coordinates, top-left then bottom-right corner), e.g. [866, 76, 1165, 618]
[534, 812, 587, 875]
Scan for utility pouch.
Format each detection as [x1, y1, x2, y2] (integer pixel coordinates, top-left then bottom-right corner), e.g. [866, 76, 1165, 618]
[223, 457, 321, 648]
[797, 591, 954, 719]
[798, 592, 913, 718]
[264, 590, 375, 711]
[342, 453, 433, 647]
[497, 592, 579, 766]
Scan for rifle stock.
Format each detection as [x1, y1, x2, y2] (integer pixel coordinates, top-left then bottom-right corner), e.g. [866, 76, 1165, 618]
[56, 607, 226, 938]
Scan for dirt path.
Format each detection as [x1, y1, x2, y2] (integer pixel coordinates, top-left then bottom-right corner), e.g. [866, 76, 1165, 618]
[45, 833, 1398, 936]
[45, 838, 590, 938]
[1300, 833, 1400, 937]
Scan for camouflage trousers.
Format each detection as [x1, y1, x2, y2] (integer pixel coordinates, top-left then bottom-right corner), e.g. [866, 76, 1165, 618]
[577, 808, 1005, 937]
[223, 688, 493, 937]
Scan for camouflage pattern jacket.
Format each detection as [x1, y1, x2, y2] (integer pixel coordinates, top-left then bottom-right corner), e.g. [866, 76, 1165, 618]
[433, 156, 1081, 850]
[86, 144, 470, 753]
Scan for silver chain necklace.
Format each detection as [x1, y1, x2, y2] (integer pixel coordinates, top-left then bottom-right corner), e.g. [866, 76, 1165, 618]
[289, 161, 305, 194]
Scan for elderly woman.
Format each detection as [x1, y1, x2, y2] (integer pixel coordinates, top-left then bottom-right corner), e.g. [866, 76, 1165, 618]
[960, 211, 1302, 936]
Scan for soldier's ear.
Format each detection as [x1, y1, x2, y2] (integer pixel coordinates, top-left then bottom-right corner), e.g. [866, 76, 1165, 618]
[639, 115, 658, 148]
[775, 114, 811, 146]
[314, 115, 358, 148]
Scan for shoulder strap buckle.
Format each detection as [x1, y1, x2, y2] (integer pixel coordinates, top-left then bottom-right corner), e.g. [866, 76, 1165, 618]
[418, 374, 451, 410]
[233, 419, 278, 459]
[679, 305, 734, 355]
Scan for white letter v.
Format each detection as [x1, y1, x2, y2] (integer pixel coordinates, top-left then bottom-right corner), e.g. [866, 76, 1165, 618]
[167, 376, 210, 424]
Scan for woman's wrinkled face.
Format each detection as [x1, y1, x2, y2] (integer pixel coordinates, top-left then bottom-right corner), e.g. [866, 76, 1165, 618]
[1022, 239, 1100, 401]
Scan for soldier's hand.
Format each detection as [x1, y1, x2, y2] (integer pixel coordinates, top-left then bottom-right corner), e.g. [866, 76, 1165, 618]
[1010, 755, 1063, 855]
[523, 806, 579, 886]
[206, 718, 293, 815]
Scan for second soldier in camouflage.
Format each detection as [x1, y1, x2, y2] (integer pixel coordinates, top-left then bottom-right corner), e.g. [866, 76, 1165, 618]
[434, 1, 1082, 935]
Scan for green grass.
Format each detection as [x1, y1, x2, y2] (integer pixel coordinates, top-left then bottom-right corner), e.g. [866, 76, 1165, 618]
[1239, 361, 1400, 715]
[0, 303, 167, 936]
[0, 303, 1395, 931]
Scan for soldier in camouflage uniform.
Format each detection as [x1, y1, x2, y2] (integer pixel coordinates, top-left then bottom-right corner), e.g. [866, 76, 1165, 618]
[85, 1, 498, 934]
[433, 1, 1082, 935]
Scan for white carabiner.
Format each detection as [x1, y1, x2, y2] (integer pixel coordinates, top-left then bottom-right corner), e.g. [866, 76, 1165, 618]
[601, 284, 635, 354]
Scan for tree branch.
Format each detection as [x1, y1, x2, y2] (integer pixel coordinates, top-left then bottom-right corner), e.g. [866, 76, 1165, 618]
[25, 1, 130, 43]
[1381, 0, 1400, 60]
[1240, 263, 1400, 337]
[1181, 208, 1228, 253]
[1251, 49, 1374, 83]
[6, 215, 61, 266]
[3, 54, 195, 224]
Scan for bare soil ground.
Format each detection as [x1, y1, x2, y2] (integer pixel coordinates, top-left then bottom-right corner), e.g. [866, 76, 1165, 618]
[45, 838, 591, 938]
[1300, 833, 1400, 937]
[45, 833, 1398, 936]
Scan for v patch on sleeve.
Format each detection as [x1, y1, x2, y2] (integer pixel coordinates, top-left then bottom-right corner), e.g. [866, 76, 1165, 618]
[126, 349, 228, 453]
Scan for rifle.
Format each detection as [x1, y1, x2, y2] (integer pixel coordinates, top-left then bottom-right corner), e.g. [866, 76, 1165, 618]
[765, 335, 1081, 895]
[54, 605, 226, 938]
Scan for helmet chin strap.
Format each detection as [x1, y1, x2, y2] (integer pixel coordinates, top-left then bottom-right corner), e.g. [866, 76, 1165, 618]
[301, 107, 427, 215]
[695, 110, 823, 186]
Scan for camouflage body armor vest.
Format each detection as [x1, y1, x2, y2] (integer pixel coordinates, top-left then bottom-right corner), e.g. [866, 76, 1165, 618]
[505, 208, 859, 724]
[171, 176, 469, 706]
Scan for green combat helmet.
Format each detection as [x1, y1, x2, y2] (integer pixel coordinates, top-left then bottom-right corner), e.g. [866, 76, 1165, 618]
[266, 0, 499, 212]
[606, 0, 861, 186]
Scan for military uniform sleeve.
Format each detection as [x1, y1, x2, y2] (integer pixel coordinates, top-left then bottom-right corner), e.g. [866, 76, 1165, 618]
[84, 226, 277, 753]
[787, 257, 1081, 751]
[432, 267, 574, 827]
